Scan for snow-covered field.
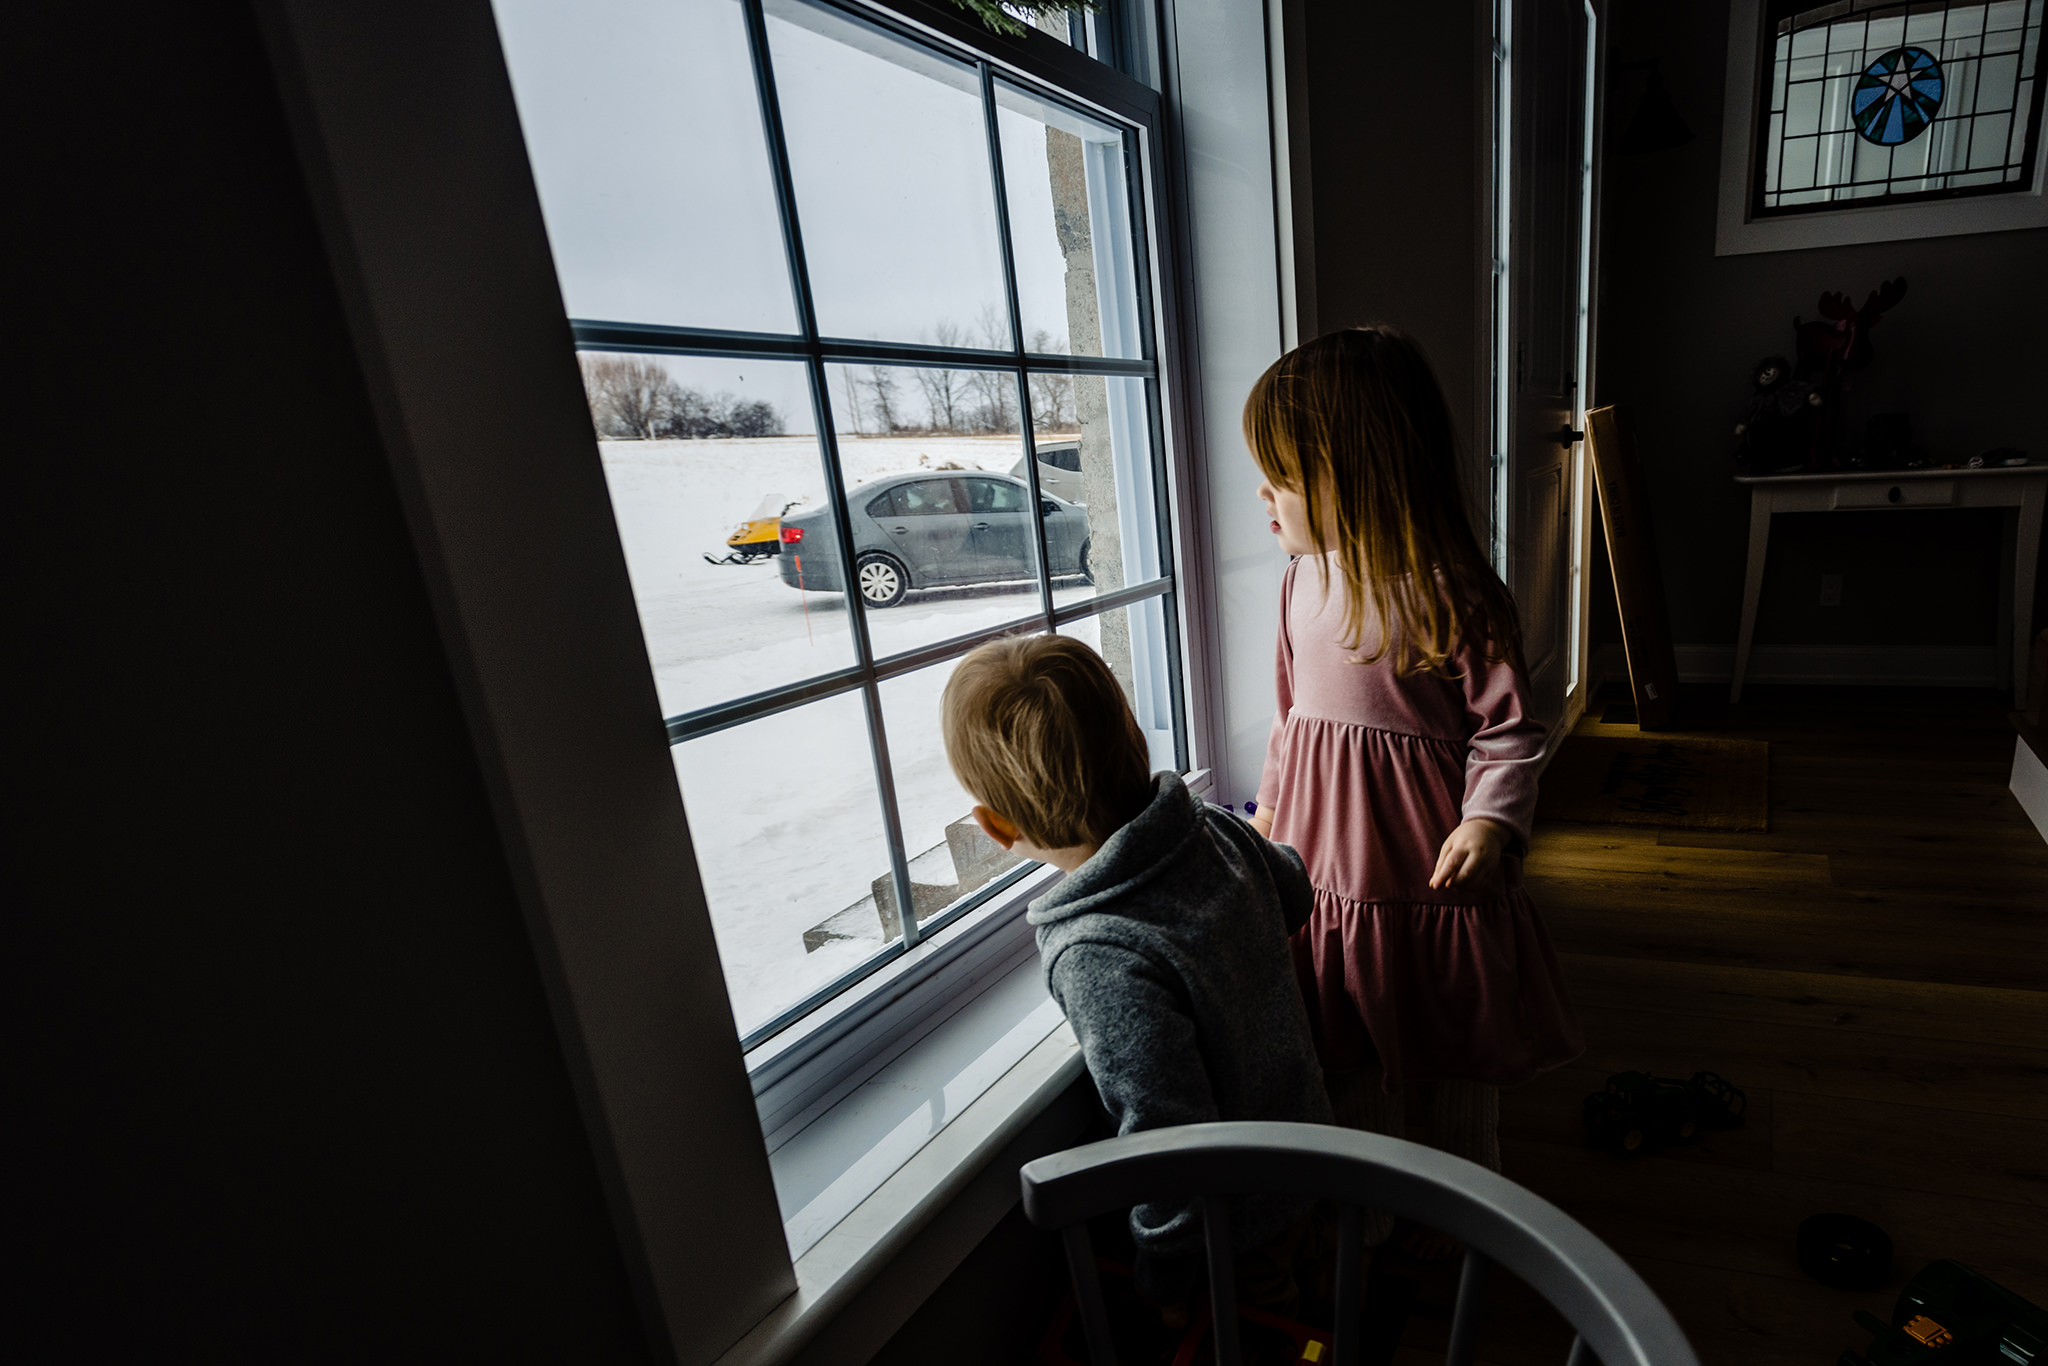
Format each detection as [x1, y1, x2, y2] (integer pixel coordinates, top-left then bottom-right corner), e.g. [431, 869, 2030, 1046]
[599, 435, 1091, 1038]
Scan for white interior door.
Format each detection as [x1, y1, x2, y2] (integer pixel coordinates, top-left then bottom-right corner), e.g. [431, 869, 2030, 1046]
[1502, 0, 1599, 733]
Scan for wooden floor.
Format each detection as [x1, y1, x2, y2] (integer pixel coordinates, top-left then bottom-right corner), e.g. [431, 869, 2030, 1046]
[1401, 685, 2048, 1365]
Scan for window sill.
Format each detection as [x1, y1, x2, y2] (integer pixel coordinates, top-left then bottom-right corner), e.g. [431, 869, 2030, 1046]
[716, 967, 1087, 1366]
[718, 774, 1211, 1364]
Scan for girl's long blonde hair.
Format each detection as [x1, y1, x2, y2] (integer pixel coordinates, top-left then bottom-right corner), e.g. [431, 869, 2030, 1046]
[1244, 326, 1524, 676]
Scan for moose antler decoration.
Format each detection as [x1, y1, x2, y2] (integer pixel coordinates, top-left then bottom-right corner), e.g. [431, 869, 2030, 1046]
[1793, 276, 1908, 469]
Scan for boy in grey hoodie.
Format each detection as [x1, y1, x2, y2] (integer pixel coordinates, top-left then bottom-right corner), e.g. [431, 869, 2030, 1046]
[942, 634, 1333, 1311]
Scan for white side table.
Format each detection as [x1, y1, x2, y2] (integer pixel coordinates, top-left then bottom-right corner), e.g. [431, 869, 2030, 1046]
[1731, 466, 2048, 704]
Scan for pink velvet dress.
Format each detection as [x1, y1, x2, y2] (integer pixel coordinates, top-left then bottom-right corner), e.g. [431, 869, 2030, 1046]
[1256, 556, 1583, 1092]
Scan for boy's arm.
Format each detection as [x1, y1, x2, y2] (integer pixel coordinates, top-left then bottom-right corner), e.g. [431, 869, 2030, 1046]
[1212, 808, 1316, 936]
[1256, 836, 1316, 936]
[1049, 942, 1220, 1137]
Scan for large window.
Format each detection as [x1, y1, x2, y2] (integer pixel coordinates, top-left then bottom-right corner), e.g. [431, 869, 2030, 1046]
[492, 0, 1185, 1048]
[1753, 0, 2046, 213]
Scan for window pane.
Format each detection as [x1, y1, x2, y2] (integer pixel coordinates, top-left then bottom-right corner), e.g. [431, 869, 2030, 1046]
[1781, 135, 1820, 190]
[766, 0, 1010, 345]
[1866, 15, 1906, 50]
[583, 352, 857, 716]
[996, 82, 1147, 360]
[876, 654, 1030, 928]
[812, 363, 1047, 658]
[493, 0, 797, 333]
[1786, 75, 1824, 137]
[1038, 372, 1166, 616]
[675, 691, 899, 1039]
[1980, 50, 2022, 109]
[1059, 597, 1180, 777]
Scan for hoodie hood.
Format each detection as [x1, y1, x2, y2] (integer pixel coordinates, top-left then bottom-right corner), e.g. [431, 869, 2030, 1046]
[1027, 771, 1202, 929]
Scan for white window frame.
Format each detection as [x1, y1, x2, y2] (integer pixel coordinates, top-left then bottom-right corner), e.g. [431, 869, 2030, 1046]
[253, 1, 1227, 1361]
[1718, 0, 2048, 254]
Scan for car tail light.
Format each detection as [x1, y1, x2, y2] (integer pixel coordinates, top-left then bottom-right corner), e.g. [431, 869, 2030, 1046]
[781, 526, 804, 544]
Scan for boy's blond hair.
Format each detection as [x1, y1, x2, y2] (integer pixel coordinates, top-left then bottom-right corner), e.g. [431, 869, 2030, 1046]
[942, 634, 1153, 850]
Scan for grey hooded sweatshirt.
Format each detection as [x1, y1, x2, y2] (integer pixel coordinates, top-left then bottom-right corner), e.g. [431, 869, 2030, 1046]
[1027, 771, 1334, 1260]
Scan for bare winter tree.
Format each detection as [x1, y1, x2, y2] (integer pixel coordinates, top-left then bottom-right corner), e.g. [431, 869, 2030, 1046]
[579, 354, 684, 439]
[667, 387, 724, 438]
[1026, 328, 1076, 430]
[838, 366, 867, 436]
[965, 305, 1017, 432]
[863, 365, 904, 434]
[911, 322, 967, 432]
[656, 390, 784, 438]
[726, 400, 781, 438]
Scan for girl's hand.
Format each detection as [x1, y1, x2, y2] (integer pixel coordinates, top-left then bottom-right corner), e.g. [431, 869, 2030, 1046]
[1429, 818, 1510, 890]
[1248, 810, 1274, 839]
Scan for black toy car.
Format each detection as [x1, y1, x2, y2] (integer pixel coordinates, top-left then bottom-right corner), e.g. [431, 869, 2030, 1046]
[1581, 1070, 1746, 1155]
[1840, 1258, 2046, 1366]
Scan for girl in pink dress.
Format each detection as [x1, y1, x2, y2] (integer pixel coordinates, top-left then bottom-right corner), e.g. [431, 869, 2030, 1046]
[1243, 328, 1583, 1257]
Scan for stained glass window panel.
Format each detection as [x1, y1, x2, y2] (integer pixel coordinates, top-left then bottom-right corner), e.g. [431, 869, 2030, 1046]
[1755, 0, 2047, 214]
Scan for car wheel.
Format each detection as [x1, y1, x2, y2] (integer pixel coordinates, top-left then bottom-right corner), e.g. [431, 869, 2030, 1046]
[855, 552, 909, 608]
[1619, 1127, 1645, 1154]
[1078, 539, 1094, 586]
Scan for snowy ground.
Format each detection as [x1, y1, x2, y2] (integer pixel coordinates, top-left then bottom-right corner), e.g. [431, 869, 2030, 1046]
[599, 435, 1093, 1038]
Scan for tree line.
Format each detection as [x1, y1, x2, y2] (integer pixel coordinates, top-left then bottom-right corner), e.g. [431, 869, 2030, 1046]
[579, 355, 783, 441]
[838, 314, 1077, 437]
[579, 314, 1081, 442]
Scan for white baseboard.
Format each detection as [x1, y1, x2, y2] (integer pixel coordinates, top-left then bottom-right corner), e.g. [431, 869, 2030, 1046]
[1587, 642, 2002, 691]
[2013, 736, 2048, 846]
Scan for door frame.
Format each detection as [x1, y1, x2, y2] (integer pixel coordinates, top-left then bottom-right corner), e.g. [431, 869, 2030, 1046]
[1488, 0, 1606, 748]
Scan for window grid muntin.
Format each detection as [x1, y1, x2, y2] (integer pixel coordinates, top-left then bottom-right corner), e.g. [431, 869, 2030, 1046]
[1752, 0, 2047, 215]
[578, 0, 1184, 1050]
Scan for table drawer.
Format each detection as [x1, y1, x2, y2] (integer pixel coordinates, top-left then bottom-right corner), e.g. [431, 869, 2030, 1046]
[1832, 479, 1955, 508]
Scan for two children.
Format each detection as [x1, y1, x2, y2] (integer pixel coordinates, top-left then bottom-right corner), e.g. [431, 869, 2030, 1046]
[939, 325, 1581, 1298]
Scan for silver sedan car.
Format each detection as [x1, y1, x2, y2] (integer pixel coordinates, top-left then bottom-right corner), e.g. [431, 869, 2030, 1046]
[775, 472, 1091, 607]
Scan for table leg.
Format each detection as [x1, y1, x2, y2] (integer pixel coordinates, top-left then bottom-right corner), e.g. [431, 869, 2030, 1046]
[2016, 478, 2044, 707]
[1731, 487, 1772, 704]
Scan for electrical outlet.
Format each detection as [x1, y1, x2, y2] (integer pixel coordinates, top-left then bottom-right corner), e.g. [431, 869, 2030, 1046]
[1820, 573, 1844, 607]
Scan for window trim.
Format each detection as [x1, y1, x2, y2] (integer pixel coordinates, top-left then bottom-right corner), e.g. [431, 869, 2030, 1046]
[1717, 0, 2048, 254]
[254, 1, 1219, 1360]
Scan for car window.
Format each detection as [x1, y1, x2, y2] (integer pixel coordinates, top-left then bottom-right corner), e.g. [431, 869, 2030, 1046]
[893, 479, 962, 515]
[866, 490, 899, 518]
[965, 478, 1027, 514]
[1043, 445, 1082, 473]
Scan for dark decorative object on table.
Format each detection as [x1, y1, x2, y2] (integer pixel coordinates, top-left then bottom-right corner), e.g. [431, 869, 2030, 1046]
[1735, 353, 1821, 473]
[1581, 1069, 1746, 1155]
[1794, 276, 1908, 470]
[1838, 1259, 2048, 1366]
[1739, 279, 1909, 472]
[1797, 1212, 1893, 1291]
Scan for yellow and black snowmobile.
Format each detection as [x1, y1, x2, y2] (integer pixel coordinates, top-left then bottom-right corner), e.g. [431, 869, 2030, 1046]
[705, 496, 800, 566]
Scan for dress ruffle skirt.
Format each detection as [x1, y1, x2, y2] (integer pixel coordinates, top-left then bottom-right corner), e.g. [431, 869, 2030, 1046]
[1267, 715, 1584, 1092]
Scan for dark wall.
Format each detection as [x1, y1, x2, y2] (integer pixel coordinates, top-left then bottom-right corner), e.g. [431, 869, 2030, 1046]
[1598, 0, 2048, 650]
[1300, 0, 1487, 488]
[4, 5, 650, 1359]
[866, 1205, 1068, 1366]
